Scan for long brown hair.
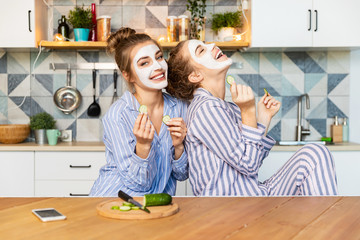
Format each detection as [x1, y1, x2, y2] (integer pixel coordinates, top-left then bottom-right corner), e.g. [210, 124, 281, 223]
[107, 27, 161, 92]
[166, 41, 200, 100]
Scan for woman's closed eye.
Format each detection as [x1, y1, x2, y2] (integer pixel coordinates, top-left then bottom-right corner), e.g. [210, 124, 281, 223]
[156, 54, 163, 60]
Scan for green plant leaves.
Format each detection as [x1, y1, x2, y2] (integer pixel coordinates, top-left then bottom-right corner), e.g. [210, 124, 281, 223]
[30, 112, 56, 130]
[68, 5, 93, 29]
[211, 11, 243, 33]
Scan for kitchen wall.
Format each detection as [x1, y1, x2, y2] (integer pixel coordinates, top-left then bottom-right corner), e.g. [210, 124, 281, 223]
[0, 0, 350, 142]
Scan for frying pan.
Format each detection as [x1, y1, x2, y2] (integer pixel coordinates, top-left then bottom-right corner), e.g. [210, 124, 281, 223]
[53, 69, 82, 114]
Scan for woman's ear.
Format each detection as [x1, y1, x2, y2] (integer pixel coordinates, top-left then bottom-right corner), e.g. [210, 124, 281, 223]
[188, 71, 203, 84]
[122, 71, 134, 83]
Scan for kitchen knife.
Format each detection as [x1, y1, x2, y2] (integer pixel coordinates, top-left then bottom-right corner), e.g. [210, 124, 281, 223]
[118, 190, 151, 214]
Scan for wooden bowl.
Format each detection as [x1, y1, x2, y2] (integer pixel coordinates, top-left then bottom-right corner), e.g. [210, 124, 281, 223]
[0, 124, 30, 144]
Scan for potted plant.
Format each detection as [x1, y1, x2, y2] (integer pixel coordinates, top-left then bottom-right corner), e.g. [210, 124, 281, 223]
[30, 112, 56, 144]
[186, 0, 207, 41]
[211, 11, 243, 41]
[68, 5, 93, 42]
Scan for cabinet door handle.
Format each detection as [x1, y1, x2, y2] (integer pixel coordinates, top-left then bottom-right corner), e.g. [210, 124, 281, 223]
[314, 10, 318, 32]
[69, 165, 92, 168]
[308, 9, 312, 31]
[69, 193, 89, 196]
[28, 10, 32, 32]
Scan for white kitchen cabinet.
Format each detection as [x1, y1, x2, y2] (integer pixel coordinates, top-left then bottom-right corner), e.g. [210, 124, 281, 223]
[0, 152, 34, 197]
[251, 0, 360, 48]
[258, 150, 360, 196]
[0, 0, 47, 48]
[35, 152, 106, 197]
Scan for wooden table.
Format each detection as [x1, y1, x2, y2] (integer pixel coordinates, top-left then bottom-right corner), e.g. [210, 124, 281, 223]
[1, 197, 359, 239]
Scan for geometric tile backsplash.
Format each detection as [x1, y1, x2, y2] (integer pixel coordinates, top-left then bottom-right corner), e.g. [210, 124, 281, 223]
[0, 0, 350, 142]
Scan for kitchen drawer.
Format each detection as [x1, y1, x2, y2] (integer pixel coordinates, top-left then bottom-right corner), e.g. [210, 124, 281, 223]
[35, 180, 94, 197]
[35, 152, 106, 180]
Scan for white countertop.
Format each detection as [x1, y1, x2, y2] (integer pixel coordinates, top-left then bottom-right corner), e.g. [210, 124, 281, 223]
[0, 141, 360, 152]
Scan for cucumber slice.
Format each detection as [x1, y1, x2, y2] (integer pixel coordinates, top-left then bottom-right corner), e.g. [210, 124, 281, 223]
[119, 206, 131, 211]
[162, 115, 171, 124]
[131, 206, 140, 210]
[122, 202, 135, 207]
[226, 75, 235, 85]
[139, 105, 148, 114]
[264, 88, 269, 96]
[143, 193, 172, 207]
[111, 205, 120, 210]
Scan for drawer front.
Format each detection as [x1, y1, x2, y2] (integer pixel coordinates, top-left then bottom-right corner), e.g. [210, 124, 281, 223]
[35, 152, 106, 180]
[35, 180, 95, 197]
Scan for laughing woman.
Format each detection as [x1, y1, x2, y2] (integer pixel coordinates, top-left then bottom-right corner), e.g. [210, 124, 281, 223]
[166, 40, 338, 196]
[90, 28, 188, 196]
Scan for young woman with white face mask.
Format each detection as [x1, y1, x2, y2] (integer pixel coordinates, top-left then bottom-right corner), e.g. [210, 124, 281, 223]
[166, 40, 338, 197]
[90, 28, 188, 196]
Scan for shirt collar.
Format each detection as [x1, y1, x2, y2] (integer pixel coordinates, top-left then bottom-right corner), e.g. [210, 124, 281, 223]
[194, 88, 214, 98]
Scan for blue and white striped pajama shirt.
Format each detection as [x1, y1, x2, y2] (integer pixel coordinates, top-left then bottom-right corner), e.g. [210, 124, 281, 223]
[186, 88, 338, 196]
[90, 91, 188, 197]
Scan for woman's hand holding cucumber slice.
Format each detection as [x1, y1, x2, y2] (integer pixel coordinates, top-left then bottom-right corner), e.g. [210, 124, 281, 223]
[165, 117, 187, 160]
[257, 89, 281, 135]
[133, 113, 155, 159]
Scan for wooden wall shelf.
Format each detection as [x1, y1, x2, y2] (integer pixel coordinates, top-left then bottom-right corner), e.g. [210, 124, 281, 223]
[40, 41, 249, 50]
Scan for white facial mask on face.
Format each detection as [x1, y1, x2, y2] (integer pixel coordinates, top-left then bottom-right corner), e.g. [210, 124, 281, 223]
[133, 44, 168, 89]
[188, 40, 232, 70]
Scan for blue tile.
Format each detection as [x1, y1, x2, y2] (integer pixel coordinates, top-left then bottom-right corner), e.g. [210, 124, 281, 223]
[328, 74, 348, 94]
[9, 96, 31, 117]
[35, 74, 54, 94]
[309, 119, 326, 137]
[8, 74, 28, 95]
[215, 0, 236, 6]
[236, 74, 258, 94]
[262, 52, 282, 72]
[241, 52, 259, 73]
[304, 52, 325, 73]
[147, 0, 168, 5]
[0, 53, 7, 73]
[145, 8, 166, 28]
[0, 97, 7, 117]
[284, 52, 305, 73]
[30, 97, 47, 116]
[168, 5, 187, 16]
[281, 96, 298, 116]
[258, 75, 281, 96]
[78, 52, 99, 63]
[268, 121, 281, 142]
[100, 74, 114, 95]
[327, 98, 347, 118]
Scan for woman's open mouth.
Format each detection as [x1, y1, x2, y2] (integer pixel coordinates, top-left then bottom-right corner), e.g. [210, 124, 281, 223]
[214, 48, 227, 61]
[150, 72, 166, 82]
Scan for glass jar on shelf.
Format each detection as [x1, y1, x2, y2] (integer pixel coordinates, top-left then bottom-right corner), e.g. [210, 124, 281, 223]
[178, 15, 189, 41]
[167, 16, 178, 42]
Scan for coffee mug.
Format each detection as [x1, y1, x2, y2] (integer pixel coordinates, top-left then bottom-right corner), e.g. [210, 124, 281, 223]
[46, 129, 61, 145]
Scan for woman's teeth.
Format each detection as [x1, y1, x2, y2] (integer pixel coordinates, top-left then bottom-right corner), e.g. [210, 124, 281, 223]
[215, 51, 223, 59]
[152, 74, 164, 80]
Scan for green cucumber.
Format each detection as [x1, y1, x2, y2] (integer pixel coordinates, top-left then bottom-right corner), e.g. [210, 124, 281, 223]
[143, 193, 172, 207]
[111, 205, 120, 210]
[119, 206, 131, 211]
[264, 88, 269, 96]
[162, 115, 171, 124]
[131, 206, 140, 210]
[226, 75, 235, 85]
[122, 202, 135, 207]
[139, 105, 148, 114]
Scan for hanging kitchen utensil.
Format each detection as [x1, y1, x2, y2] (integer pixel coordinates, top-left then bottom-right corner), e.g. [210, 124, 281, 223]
[87, 69, 101, 117]
[53, 69, 82, 114]
[111, 69, 118, 104]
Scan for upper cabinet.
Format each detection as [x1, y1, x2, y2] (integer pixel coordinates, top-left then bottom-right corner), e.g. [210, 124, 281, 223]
[251, 0, 360, 48]
[0, 0, 47, 48]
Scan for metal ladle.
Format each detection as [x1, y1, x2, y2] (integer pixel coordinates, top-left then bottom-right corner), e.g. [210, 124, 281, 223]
[87, 69, 101, 117]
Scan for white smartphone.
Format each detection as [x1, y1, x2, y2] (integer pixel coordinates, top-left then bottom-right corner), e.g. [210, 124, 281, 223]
[32, 208, 66, 222]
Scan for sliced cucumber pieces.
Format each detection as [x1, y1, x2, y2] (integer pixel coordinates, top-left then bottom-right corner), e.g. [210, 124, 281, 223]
[119, 206, 131, 211]
[111, 205, 120, 210]
[143, 193, 172, 207]
[131, 206, 140, 210]
[139, 105, 148, 114]
[122, 202, 135, 207]
[162, 115, 171, 124]
[264, 88, 269, 96]
[226, 75, 235, 85]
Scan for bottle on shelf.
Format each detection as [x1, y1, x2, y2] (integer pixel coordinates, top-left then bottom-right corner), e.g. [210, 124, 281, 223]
[88, 3, 97, 41]
[342, 118, 349, 142]
[57, 15, 69, 41]
[331, 116, 343, 143]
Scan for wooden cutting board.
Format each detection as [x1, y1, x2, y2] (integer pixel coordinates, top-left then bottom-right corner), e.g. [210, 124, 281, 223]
[96, 197, 179, 220]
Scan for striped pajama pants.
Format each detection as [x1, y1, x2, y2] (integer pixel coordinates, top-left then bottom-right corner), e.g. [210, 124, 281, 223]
[262, 143, 338, 196]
